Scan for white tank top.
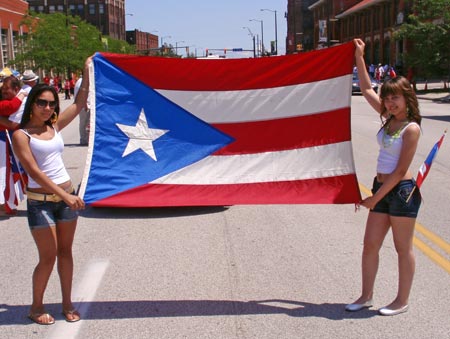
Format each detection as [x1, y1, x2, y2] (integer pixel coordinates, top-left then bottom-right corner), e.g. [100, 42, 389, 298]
[376, 122, 420, 174]
[19, 127, 70, 188]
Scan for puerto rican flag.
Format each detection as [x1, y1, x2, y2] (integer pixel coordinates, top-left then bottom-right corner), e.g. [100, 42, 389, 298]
[416, 130, 447, 188]
[0, 131, 26, 213]
[79, 42, 361, 207]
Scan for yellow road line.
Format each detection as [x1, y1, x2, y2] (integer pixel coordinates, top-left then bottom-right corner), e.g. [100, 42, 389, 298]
[413, 237, 450, 274]
[358, 183, 450, 274]
[415, 223, 450, 255]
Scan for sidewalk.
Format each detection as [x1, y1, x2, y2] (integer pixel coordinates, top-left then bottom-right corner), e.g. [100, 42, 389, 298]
[415, 80, 450, 102]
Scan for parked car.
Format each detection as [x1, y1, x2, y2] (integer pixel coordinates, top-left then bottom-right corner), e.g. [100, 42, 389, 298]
[352, 72, 378, 94]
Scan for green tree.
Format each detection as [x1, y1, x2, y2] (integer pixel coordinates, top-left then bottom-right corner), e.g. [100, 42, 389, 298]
[102, 36, 136, 54]
[14, 12, 106, 75]
[395, 0, 450, 79]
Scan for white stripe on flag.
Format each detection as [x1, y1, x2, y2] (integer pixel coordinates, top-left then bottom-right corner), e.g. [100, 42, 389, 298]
[157, 75, 352, 123]
[151, 141, 355, 185]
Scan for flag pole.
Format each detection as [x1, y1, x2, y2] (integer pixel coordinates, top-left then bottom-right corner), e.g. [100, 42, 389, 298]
[406, 128, 447, 203]
[405, 186, 416, 204]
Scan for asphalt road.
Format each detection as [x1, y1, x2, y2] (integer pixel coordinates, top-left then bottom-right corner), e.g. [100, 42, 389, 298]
[0, 93, 449, 339]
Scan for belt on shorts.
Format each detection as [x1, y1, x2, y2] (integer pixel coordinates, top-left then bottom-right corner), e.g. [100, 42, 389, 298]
[26, 186, 74, 203]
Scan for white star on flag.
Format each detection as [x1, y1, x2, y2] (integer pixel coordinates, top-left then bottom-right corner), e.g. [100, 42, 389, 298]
[116, 108, 169, 161]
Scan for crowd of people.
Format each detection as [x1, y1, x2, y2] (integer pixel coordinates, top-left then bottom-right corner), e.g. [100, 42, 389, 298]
[355, 63, 397, 82]
[39, 75, 76, 100]
[0, 39, 425, 326]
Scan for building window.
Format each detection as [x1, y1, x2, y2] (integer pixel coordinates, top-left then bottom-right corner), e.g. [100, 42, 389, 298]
[12, 31, 19, 57]
[374, 40, 380, 64]
[38, 5, 44, 12]
[365, 11, 370, 30]
[1, 29, 7, 66]
[99, 4, 105, 15]
[69, 4, 76, 15]
[384, 39, 390, 64]
[89, 4, 95, 15]
[49, 5, 55, 14]
[57, 5, 64, 12]
[383, 3, 391, 27]
[374, 8, 380, 31]
[349, 17, 354, 37]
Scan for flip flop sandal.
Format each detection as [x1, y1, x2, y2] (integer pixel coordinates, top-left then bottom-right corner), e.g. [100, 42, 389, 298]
[62, 309, 81, 322]
[28, 312, 55, 325]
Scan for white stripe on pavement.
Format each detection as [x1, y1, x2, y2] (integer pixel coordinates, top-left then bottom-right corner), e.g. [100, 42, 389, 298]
[48, 259, 109, 339]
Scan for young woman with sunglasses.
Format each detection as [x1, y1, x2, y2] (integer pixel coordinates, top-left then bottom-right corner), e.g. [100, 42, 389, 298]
[11, 57, 92, 325]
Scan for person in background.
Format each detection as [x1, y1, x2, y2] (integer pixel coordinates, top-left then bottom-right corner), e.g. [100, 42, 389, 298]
[11, 56, 91, 325]
[375, 63, 384, 82]
[74, 76, 90, 145]
[69, 77, 75, 97]
[7, 70, 40, 127]
[369, 63, 376, 78]
[0, 77, 27, 215]
[22, 70, 39, 93]
[53, 76, 60, 93]
[64, 79, 71, 100]
[347, 39, 422, 316]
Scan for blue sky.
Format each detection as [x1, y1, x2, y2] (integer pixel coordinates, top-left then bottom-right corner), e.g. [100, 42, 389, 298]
[125, 0, 288, 58]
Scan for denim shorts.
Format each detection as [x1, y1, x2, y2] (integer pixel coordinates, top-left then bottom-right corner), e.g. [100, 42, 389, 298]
[27, 195, 78, 230]
[371, 177, 421, 218]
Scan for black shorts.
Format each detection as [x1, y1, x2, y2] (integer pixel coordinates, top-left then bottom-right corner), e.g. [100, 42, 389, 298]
[371, 177, 421, 218]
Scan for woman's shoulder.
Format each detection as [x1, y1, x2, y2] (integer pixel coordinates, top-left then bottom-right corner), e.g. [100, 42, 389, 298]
[405, 121, 421, 132]
[402, 122, 421, 139]
[12, 128, 30, 142]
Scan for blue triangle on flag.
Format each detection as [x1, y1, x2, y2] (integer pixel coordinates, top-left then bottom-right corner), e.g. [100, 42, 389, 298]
[83, 54, 234, 204]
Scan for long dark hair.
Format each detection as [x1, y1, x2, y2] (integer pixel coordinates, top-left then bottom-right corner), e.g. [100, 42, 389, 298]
[20, 84, 60, 129]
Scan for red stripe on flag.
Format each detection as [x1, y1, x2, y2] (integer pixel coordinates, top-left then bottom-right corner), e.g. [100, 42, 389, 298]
[100, 43, 355, 91]
[92, 174, 361, 207]
[213, 108, 351, 155]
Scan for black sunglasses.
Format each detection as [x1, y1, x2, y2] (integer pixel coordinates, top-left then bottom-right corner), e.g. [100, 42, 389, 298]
[35, 99, 57, 108]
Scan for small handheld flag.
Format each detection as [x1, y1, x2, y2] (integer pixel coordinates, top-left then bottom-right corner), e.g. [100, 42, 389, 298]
[416, 129, 447, 188]
[406, 129, 447, 203]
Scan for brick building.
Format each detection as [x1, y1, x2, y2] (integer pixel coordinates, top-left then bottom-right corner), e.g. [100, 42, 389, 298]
[0, 0, 29, 69]
[25, 0, 126, 40]
[126, 29, 158, 55]
[306, 0, 411, 73]
[286, 0, 316, 54]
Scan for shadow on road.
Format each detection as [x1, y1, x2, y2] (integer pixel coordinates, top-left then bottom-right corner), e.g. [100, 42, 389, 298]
[80, 205, 230, 219]
[422, 115, 450, 123]
[0, 299, 377, 325]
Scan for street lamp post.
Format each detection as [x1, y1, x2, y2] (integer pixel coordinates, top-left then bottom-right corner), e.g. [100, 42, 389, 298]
[161, 35, 171, 46]
[249, 19, 264, 56]
[175, 40, 185, 57]
[243, 27, 256, 58]
[261, 8, 277, 55]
